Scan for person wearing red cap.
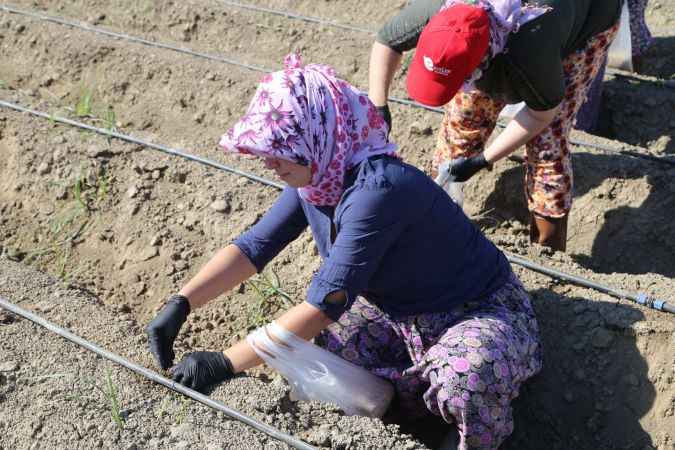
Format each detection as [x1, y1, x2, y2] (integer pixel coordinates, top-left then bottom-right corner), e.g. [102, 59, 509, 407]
[369, 0, 622, 252]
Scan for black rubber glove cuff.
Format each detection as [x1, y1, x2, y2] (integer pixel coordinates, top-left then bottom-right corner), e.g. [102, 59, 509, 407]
[168, 293, 191, 316]
[450, 153, 490, 182]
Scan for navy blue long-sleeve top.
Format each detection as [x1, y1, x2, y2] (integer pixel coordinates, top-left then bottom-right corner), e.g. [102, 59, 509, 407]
[233, 155, 511, 321]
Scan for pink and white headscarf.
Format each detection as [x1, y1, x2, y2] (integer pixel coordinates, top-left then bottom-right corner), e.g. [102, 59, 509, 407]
[219, 54, 397, 206]
[442, 0, 550, 90]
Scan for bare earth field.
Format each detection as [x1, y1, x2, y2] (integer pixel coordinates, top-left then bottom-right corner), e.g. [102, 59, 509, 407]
[1, 1, 674, 449]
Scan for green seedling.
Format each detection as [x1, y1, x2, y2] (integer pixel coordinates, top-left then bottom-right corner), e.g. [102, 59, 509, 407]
[104, 368, 125, 429]
[156, 395, 172, 419]
[25, 162, 110, 281]
[0, 80, 7, 89]
[139, 0, 154, 15]
[175, 396, 190, 425]
[74, 87, 94, 117]
[102, 106, 117, 143]
[246, 269, 295, 327]
[156, 394, 190, 425]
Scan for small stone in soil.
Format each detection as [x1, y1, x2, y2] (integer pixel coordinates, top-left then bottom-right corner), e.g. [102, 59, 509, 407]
[210, 200, 230, 213]
[37, 160, 51, 175]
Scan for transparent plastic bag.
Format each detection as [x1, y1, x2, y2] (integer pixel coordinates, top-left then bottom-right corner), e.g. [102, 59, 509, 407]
[435, 160, 465, 208]
[607, 1, 632, 71]
[246, 321, 394, 418]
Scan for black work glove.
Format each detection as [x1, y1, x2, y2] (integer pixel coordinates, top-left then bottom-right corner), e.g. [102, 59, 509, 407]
[449, 153, 490, 182]
[171, 351, 235, 393]
[376, 104, 392, 135]
[146, 294, 191, 370]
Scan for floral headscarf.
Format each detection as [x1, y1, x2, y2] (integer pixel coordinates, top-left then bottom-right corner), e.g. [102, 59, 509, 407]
[219, 54, 397, 206]
[442, 0, 550, 90]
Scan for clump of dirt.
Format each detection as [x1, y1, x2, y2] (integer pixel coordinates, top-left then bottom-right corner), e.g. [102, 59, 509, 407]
[0, 0, 674, 449]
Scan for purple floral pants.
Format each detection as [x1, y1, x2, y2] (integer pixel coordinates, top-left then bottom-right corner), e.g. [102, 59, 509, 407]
[628, 0, 653, 56]
[316, 272, 542, 450]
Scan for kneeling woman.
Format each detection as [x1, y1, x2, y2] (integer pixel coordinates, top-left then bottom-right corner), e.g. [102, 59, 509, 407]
[146, 55, 542, 450]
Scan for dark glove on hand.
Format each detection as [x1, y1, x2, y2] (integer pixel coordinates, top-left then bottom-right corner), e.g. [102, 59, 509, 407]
[146, 294, 191, 370]
[376, 104, 392, 135]
[449, 153, 490, 182]
[171, 351, 235, 393]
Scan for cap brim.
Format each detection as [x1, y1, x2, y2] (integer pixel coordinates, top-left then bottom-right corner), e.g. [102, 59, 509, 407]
[406, 56, 461, 107]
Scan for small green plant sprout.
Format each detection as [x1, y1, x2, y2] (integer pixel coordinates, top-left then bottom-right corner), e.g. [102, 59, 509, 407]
[155, 394, 190, 424]
[104, 368, 125, 429]
[175, 396, 191, 425]
[246, 269, 295, 327]
[138, 0, 154, 15]
[74, 86, 94, 117]
[156, 395, 172, 419]
[25, 162, 110, 280]
[103, 106, 117, 141]
[0, 80, 7, 89]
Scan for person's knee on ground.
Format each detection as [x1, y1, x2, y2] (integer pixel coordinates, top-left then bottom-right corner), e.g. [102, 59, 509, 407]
[529, 213, 568, 252]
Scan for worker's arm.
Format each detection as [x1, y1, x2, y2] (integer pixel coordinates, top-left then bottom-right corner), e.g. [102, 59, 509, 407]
[146, 188, 308, 371]
[446, 104, 561, 182]
[178, 244, 257, 309]
[369, 0, 444, 118]
[483, 104, 560, 163]
[368, 42, 402, 107]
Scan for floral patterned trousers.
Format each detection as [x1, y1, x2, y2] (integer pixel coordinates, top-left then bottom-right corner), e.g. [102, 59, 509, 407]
[628, 0, 653, 56]
[316, 273, 542, 450]
[434, 24, 619, 218]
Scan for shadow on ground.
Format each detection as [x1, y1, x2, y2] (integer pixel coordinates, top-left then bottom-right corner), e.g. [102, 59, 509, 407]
[506, 289, 654, 450]
[641, 36, 675, 81]
[384, 290, 655, 450]
[479, 152, 675, 277]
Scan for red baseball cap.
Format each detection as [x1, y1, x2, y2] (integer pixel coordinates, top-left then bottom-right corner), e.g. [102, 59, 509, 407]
[406, 4, 490, 107]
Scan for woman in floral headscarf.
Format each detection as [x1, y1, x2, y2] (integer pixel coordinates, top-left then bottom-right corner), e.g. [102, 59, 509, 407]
[370, 0, 623, 252]
[145, 55, 541, 450]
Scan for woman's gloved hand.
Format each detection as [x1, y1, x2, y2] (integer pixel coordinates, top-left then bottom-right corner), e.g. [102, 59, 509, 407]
[376, 104, 392, 135]
[448, 153, 490, 182]
[146, 294, 191, 370]
[171, 351, 235, 392]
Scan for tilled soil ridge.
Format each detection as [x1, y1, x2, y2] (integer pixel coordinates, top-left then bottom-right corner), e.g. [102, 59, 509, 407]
[0, 258, 426, 450]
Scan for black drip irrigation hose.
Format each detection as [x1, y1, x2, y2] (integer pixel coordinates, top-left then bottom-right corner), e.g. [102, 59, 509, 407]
[493, 122, 675, 167]
[0, 296, 317, 450]
[2, 5, 673, 167]
[0, 100, 284, 190]
[1, 98, 673, 315]
[506, 254, 675, 314]
[0, 4, 273, 73]
[218, 0, 374, 34]
[606, 69, 675, 90]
